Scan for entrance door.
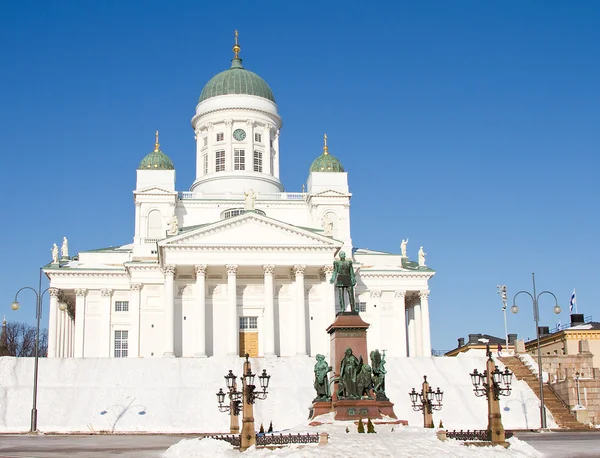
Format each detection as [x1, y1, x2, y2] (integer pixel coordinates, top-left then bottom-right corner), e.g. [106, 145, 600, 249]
[239, 316, 258, 357]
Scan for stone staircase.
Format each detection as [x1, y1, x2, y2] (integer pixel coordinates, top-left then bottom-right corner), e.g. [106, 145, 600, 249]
[500, 356, 589, 430]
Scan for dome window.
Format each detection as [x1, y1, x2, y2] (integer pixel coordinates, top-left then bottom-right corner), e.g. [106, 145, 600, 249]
[216, 132, 224, 142]
[254, 133, 262, 143]
[215, 151, 225, 172]
[253, 151, 263, 172]
[234, 149, 245, 170]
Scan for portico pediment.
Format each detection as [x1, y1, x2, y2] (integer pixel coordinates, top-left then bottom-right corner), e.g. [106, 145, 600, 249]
[311, 189, 350, 198]
[134, 186, 177, 195]
[159, 212, 342, 250]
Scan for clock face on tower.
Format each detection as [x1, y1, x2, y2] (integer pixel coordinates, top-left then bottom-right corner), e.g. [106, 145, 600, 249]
[233, 129, 246, 141]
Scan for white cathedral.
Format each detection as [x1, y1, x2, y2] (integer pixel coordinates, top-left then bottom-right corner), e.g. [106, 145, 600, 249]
[44, 37, 435, 360]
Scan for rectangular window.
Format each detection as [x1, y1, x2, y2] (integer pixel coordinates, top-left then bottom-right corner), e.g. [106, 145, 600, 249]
[216, 132, 224, 142]
[203, 154, 208, 175]
[115, 301, 129, 312]
[114, 330, 129, 358]
[358, 302, 367, 313]
[203, 136, 208, 147]
[253, 151, 263, 172]
[254, 133, 262, 143]
[215, 150, 225, 172]
[234, 149, 245, 170]
[239, 316, 258, 330]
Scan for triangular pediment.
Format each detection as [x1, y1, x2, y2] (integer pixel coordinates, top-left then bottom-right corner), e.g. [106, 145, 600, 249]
[311, 189, 351, 198]
[159, 212, 342, 249]
[134, 186, 177, 195]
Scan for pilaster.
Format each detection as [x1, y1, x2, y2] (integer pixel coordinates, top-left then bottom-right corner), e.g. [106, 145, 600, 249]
[195, 265, 208, 357]
[130, 283, 141, 358]
[48, 288, 59, 358]
[100, 288, 112, 357]
[74, 288, 87, 357]
[292, 265, 307, 356]
[263, 264, 276, 356]
[394, 290, 408, 357]
[226, 264, 238, 355]
[163, 265, 176, 356]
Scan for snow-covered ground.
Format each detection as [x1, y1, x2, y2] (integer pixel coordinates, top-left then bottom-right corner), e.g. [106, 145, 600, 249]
[163, 420, 543, 457]
[0, 352, 555, 433]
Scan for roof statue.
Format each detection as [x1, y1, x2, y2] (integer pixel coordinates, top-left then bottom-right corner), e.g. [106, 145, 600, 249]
[51, 243, 59, 263]
[61, 237, 69, 259]
[167, 214, 179, 236]
[244, 189, 256, 210]
[401, 238, 408, 257]
[418, 246, 427, 266]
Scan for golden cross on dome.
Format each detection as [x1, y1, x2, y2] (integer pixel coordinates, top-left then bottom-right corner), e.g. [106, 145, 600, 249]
[323, 134, 329, 154]
[154, 130, 160, 151]
[233, 30, 241, 58]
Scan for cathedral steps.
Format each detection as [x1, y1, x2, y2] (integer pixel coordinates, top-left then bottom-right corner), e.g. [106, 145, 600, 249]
[500, 356, 590, 430]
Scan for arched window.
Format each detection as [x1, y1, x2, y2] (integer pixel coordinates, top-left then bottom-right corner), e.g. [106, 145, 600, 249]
[147, 210, 163, 239]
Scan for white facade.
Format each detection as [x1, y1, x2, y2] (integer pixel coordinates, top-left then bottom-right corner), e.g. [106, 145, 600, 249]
[44, 45, 435, 360]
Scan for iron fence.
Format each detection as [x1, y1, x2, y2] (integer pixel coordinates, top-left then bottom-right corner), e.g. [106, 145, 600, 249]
[446, 430, 513, 441]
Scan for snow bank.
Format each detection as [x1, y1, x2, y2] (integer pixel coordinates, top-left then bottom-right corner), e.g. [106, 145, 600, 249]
[163, 423, 543, 457]
[0, 354, 556, 433]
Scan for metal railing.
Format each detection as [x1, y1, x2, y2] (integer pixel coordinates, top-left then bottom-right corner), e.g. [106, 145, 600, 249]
[178, 191, 306, 201]
[446, 430, 513, 441]
[550, 315, 593, 334]
[209, 433, 320, 447]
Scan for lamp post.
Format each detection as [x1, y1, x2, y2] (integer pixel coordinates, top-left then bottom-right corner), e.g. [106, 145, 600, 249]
[497, 285, 509, 350]
[216, 354, 271, 451]
[216, 370, 242, 434]
[10, 269, 67, 433]
[469, 345, 513, 445]
[510, 273, 561, 430]
[409, 375, 443, 428]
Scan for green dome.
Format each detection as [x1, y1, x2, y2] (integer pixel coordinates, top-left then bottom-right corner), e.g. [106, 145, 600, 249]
[138, 144, 174, 171]
[310, 139, 344, 172]
[199, 58, 275, 103]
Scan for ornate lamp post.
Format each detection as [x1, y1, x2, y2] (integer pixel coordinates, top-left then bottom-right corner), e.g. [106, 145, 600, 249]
[11, 269, 67, 433]
[216, 354, 270, 451]
[409, 375, 443, 428]
[216, 370, 242, 434]
[574, 372, 582, 408]
[511, 273, 561, 429]
[469, 345, 513, 445]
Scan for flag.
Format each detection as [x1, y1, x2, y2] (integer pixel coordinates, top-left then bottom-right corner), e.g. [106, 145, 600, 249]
[569, 289, 576, 313]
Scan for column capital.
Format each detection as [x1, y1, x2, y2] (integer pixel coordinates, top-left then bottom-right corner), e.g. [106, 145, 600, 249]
[164, 265, 177, 275]
[246, 119, 255, 128]
[49, 288, 60, 297]
[320, 265, 334, 276]
[226, 264, 238, 275]
[195, 264, 208, 276]
[264, 124, 272, 132]
[130, 283, 142, 291]
[370, 289, 382, 298]
[224, 119, 233, 127]
[419, 290, 430, 300]
[207, 122, 214, 130]
[262, 264, 275, 275]
[75, 288, 87, 297]
[291, 264, 306, 276]
[394, 290, 407, 299]
[100, 288, 112, 297]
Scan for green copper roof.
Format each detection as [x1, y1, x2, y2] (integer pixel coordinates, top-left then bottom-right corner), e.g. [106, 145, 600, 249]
[199, 58, 275, 103]
[310, 150, 344, 173]
[138, 145, 175, 170]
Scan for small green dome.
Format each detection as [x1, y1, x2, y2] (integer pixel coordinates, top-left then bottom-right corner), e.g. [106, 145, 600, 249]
[138, 137, 174, 170]
[310, 137, 344, 172]
[199, 58, 275, 103]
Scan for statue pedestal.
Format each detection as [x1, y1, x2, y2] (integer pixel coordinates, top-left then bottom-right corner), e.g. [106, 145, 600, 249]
[326, 312, 370, 380]
[309, 401, 333, 419]
[332, 399, 381, 421]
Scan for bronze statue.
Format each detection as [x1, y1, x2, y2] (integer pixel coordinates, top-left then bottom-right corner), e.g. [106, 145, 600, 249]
[313, 354, 332, 401]
[356, 364, 374, 398]
[370, 349, 388, 400]
[338, 347, 361, 399]
[330, 251, 356, 312]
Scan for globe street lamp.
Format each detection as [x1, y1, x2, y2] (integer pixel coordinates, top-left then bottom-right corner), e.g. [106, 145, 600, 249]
[11, 270, 67, 433]
[511, 273, 561, 430]
[409, 375, 443, 428]
[216, 370, 242, 434]
[469, 344, 513, 445]
[216, 354, 271, 451]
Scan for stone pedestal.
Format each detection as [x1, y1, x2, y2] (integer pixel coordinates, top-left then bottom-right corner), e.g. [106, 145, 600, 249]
[326, 312, 370, 382]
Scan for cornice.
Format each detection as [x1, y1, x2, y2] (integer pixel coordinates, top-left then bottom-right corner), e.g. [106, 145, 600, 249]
[46, 270, 127, 278]
[358, 271, 435, 279]
[164, 245, 336, 252]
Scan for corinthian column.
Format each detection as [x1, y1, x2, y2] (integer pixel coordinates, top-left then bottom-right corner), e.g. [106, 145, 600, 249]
[414, 299, 423, 357]
[321, 265, 335, 325]
[394, 290, 408, 357]
[292, 265, 307, 356]
[195, 265, 208, 357]
[263, 264, 276, 356]
[48, 288, 59, 358]
[74, 288, 87, 357]
[130, 283, 141, 358]
[420, 290, 432, 357]
[163, 265, 176, 357]
[100, 288, 112, 357]
[226, 265, 238, 356]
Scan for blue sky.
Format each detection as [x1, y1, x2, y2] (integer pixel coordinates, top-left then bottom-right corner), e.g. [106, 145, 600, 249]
[1, 1, 598, 351]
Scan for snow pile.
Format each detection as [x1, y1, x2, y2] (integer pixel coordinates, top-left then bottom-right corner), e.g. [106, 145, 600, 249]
[163, 422, 542, 457]
[0, 354, 556, 433]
